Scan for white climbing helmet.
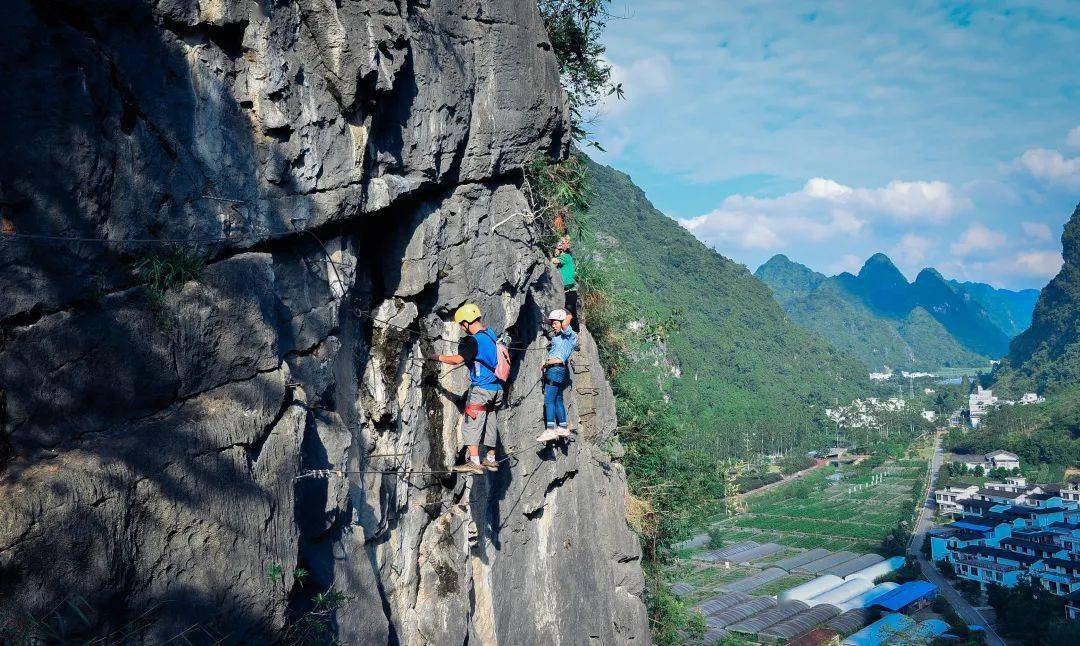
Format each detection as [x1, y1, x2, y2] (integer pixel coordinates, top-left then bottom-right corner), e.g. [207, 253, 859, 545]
[548, 309, 568, 322]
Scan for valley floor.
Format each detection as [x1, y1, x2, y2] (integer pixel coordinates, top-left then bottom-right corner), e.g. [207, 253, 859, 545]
[667, 439, 935, 643]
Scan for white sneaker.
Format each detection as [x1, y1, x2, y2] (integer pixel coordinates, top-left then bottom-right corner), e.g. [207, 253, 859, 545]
[536, 429, 560, 442]
[555, 426, 572, 438]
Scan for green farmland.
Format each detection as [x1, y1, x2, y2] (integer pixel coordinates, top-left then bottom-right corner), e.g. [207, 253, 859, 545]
[709, 458, 927, 553]
[665, 440, 933, 624]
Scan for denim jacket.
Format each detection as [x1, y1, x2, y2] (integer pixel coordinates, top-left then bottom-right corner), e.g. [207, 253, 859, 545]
[547, 327, 578, 364]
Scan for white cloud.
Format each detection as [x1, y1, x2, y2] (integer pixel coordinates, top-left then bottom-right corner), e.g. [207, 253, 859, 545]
[679, 209, 782, 249]
[1013, 250, 1064, 277]
[1067, 126, 1080, 149]
[828, 254, 864, 275]
[804, 178, 969, 221]
[965, 250, 1064, 283]
[600, 55, 673, 117]
[891, 234, 935, 267]
[1015, 148, 1080, 189]
[1021, 221, 1054, 241]
[681, 176, 962, 255]
[950, 224, 1007, 256]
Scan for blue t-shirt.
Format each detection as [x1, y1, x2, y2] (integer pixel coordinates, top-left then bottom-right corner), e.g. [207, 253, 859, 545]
[458, 328, 503, 390]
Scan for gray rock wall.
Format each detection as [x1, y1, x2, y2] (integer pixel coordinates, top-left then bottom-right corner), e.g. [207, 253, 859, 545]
[0, 0, 647, 643]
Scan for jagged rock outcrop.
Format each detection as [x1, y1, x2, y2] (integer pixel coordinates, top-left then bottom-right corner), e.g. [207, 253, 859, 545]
[0, 1, 648, 643]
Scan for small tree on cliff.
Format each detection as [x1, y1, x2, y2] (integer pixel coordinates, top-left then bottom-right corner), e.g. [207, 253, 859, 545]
[536, 0, 624, 145]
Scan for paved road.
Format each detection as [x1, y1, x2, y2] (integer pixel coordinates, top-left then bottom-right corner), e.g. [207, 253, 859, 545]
[909, 432, 1006, 646]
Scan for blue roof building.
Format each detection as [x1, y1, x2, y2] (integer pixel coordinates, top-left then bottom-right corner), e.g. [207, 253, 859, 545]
[930, 482, 1080, 599]
[869, 581, 937, 613]
[843, 613, 949, 646]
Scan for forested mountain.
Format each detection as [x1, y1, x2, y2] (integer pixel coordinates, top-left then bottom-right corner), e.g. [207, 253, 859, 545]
[959, 204, 1080, 479]
[948, 280, 1040, 338]
[995, 203, 1080, 397]
[580, 157, 868, 455]
[756, 255, 989, 371]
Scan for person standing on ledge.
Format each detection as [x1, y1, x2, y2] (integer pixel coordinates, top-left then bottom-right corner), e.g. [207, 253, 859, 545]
[552, 236, 579, 332]
[537, 309, 577, 443]
[430, 304, 504, 474]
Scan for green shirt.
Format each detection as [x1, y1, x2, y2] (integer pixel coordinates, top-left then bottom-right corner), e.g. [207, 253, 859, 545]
[556, 252, 576, 290]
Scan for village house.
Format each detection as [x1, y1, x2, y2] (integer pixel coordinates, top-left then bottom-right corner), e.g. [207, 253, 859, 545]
[929, 483, 1080, 606]
[934, 484, 980, 516]
[945, 450, 1020, 474]
[986, 450, 1021, 471]
[1063, 478, 1080, 506]
[968, 386, 997, 427]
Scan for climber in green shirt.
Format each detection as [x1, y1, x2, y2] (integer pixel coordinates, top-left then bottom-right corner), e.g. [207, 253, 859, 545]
[552, 236, 579, 332]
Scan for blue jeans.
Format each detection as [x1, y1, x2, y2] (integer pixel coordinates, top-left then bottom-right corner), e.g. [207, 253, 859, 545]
[544, 366, 569, 428]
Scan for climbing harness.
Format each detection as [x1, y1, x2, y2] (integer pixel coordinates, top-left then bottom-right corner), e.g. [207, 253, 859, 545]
[463, 402, 494, 420]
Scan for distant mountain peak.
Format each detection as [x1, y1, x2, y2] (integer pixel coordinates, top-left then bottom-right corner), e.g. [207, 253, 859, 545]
[755, 254, 825, 298]
[758, 249, 1023, 368]
[858, 253, 908, 285]
[915, 267, 946, 284]
[761, 253, 796, 266]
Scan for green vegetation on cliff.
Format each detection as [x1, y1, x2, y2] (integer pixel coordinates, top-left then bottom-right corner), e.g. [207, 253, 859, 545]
[573, 157, 870, 644]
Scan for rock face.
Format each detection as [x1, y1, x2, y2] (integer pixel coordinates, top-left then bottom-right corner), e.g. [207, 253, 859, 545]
[0, 1, 648, 643]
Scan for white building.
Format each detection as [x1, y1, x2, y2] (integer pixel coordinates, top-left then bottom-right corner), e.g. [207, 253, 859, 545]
[947, 450, 1021, 474]
[968, 386, 998, 427]
[1020, 393, 1045, 405]
[986, 450, 1021, 472]
[934, 484, 979, 516]
[921, 410, 937, 422]
[1062, 479, 1080, 505]
[869, 371, 893, 381]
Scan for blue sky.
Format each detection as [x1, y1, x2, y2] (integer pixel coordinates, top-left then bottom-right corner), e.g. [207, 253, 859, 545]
[590, 0, 1080, 289]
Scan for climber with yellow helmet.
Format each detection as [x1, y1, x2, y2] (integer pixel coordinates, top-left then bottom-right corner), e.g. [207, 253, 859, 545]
[429, 303, 510, 474]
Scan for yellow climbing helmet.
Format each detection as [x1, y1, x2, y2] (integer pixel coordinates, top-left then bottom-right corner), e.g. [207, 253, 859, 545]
[453, 303, 482, 324]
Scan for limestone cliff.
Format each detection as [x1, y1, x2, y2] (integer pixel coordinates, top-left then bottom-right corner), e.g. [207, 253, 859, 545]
[0, 1, 648, 643]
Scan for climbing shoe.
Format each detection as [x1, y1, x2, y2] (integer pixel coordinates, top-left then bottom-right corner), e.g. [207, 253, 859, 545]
[555, 426, 572, 439]
[453, 461, 485, 475]
[483, 457, 500, 472]
[536, 429, 560, 443]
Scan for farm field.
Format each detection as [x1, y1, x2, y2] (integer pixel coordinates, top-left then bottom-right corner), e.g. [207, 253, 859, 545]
[665, 440, 933, 628]
[711, 460, 926, 553]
